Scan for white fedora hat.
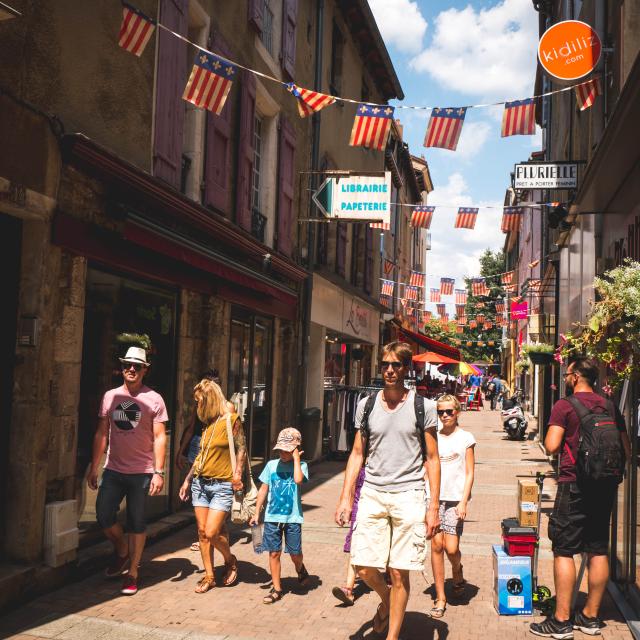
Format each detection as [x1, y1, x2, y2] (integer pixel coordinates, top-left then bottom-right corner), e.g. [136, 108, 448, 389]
[119, 346, 150, 366]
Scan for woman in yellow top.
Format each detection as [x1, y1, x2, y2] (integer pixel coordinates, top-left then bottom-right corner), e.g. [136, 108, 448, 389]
[179, 378, 246, 593]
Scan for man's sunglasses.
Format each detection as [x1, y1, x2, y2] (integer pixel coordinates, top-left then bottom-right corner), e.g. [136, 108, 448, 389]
[437, 409, 456, 416]
[380, 360, 404, 370]
[122, 363, 143, 372]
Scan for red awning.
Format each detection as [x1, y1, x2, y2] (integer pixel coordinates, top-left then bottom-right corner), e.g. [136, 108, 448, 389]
[397, 324, 461, 360]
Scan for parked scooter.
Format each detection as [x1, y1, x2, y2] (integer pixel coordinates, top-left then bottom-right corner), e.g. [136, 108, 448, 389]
[501, 390, 527, 440]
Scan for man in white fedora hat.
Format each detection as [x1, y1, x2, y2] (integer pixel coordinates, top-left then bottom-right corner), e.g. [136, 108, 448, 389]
[88, 346, 168, 596]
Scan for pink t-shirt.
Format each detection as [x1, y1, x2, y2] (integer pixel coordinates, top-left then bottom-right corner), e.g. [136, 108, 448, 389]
[99, 385, 168, 474]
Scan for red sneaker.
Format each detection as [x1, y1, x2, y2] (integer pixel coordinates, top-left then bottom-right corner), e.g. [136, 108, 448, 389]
[121, 574, 138, 596]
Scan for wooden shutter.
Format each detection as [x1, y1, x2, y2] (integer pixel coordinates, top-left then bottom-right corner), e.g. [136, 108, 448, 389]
[248, 0, 264, 34]
[336, 222, 347, 277]
[281, 0, 298, 79]
[153, 0, 188, 188]
[364, 226, 374, 294]
[204, 31, 232, 214]
[236, 70, 256, 232]
[277, 115, 296, 257]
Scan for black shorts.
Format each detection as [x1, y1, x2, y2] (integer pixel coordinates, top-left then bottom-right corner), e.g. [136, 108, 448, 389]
[548, 481, 618, 557]
[96, 469, 152, 534]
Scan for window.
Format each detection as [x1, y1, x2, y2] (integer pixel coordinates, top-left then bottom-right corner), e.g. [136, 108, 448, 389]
[260, 0, 274, 55]
[252, 114, 263, 213]
[330, 22, 344, 95]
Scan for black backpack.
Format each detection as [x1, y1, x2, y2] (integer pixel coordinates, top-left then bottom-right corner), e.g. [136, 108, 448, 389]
[565, 395, 626, 484]
[359, 391, 428, 462]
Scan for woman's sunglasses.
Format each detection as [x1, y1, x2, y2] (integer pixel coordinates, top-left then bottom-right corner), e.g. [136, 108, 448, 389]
[437, 409, 456, 416]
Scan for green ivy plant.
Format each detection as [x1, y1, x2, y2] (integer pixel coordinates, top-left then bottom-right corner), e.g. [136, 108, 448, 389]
[522, 342, 555, 355]
[515, 357, 531, 372]
[557, 259, 640, 391]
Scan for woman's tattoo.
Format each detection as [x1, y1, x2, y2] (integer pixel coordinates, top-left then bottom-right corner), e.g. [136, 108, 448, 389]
[233, 421, 247, 470]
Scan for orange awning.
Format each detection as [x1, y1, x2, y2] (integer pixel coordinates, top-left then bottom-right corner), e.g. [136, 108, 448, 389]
[412, 351, 459, 364]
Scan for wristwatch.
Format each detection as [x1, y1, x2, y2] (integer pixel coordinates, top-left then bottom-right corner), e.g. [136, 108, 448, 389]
[153, 469, 166, 477]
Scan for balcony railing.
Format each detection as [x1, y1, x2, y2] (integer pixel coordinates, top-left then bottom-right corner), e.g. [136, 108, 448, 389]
[251, 208, 267, 243]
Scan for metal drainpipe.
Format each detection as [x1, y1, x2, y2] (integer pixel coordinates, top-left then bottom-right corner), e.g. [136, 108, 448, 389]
[297, 0, 324, 421]
[593, 0, 607, 268]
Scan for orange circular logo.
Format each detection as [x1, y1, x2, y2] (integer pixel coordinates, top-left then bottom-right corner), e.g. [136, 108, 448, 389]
[538, 20, 602, 81]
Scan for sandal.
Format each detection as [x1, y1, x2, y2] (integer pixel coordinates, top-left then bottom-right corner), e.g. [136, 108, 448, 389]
[372, 602, 390, 634]
[223, 555, 238, 587]
[297, 564, 310, 585]
[331, 586, 355, 606]
[263, 587, 284, 604]
[452, 564, 466, 596]
[190, 541, 200, 552]
[427, 599, 447, 618]
[194, 575, 216, 593]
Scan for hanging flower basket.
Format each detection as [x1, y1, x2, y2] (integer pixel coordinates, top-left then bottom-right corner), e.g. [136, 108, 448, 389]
[528, 351, 555, 366]
[522, 343, 556, 366]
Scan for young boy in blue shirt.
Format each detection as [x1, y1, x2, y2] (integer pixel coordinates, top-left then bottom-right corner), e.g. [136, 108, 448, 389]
[250, 427, 309, 604]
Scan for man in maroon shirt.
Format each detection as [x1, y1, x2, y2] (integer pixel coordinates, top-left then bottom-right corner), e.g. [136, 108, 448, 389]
[530, 358, 631, 639]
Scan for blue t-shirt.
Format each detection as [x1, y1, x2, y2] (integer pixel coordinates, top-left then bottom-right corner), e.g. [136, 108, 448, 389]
[258, 459, 309, 524]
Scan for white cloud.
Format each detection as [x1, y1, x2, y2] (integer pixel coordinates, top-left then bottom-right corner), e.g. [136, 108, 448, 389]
[369, 0, 428, 55]
[425, 173, 505, 314]
[451, 120, 492, 159]
[410, 0, 538, 100]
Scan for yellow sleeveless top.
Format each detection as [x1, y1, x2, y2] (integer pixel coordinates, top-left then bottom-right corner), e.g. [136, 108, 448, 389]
[193, 413, 239, 481]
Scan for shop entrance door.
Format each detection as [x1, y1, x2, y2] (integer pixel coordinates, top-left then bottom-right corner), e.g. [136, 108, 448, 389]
[0, 214, 21, 558]
[228, 309, 273, 467]
[76, 268, 177, 542]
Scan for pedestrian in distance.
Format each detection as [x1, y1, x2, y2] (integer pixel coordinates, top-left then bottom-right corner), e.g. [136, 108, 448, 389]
[249, 427, 310, 604]
[178, 379, 246, 593]
[530, 357, 630, 639]
[88, 346, 168, 596]
[426, 394, 476, 618]
[175, 369, 235, 552]
[335, 341, 441, 640]
[332, 466, 366, 606]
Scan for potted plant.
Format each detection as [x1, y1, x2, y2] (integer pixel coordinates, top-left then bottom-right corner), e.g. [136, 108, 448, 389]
[523, 343, 555, 366]
[515, 357, 531, 373]
[558, 259, 640, 392]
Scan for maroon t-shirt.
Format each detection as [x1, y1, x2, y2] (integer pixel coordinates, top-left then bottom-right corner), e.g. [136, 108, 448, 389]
[548, 391, 626, 483]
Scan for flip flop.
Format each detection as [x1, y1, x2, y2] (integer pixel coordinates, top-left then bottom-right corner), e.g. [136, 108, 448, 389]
[190, 541, 200, 552]
[427, 600, 447, 618]
[331, 586, 355, 606]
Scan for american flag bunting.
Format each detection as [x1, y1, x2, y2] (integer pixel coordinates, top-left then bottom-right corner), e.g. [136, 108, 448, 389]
[379, 294, 391, 308]
[436, 303, 447, 317]
[370, 221, 391, 230]
[501, 271, 514, 285]
[383, 259, 394, 275]
[455, 304, 466, 317]
[424, 107, 467, 151]
[501, 207, 524, 233]
[501, 99, 536, 137]
[575, 76, 601, 111]
[118, 3, 156, 56]
[440, 277, 455, 296]
[528, 279, 541, 294]
[183, 51, 236, 115]
[411, 206, 435, 229]
[495, 302, 505, 313]
[410, 271, 425, 287]
[483, 321, 493, 330]
[504, 284, 517, 294]
[424, 311, 432, 322]
[406, 285, 418, 301]
[440, 314, 450, 325]
[476, 314, 485, 323]
[381, 280, 394, 297]
[458, 316, 467, 325]
[430, 288, 441, 303]
[349, 104, 395, 151]
[455, 289, 467, 304]
[286, 83, 335, 118]
[472, 278, 489, 296]
[455, 208, 479, 229]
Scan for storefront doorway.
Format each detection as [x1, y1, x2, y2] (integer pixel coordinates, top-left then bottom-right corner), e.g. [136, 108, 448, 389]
[228, 308, 273, 467]
[75, 268, 177, 540]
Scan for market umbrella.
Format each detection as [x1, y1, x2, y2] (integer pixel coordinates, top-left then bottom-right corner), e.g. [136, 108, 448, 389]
[438, 361, 481, 376]
[413, 351, 459, 364]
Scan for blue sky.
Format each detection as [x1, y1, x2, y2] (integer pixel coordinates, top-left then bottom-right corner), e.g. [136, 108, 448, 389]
[369, 0, 541, 314]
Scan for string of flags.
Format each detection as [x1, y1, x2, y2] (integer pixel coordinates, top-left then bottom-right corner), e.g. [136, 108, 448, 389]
[117, 3, 606, 156]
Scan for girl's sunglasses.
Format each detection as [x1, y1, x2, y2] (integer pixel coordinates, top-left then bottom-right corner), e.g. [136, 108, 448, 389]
[437, 409, 456, 416]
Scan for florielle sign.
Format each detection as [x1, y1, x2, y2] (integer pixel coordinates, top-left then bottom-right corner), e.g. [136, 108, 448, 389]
[538, 20, 602, 81]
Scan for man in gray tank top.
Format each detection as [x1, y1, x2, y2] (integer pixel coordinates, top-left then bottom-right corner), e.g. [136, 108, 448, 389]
[335, 342, 441, 640]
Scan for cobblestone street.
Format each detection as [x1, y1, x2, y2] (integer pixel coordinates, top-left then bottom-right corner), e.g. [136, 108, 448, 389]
[0, 408, 632, 640]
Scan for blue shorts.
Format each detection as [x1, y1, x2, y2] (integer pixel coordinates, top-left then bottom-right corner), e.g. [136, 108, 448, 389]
[191, 477, 233, 511]
[262, 522, 302, 555]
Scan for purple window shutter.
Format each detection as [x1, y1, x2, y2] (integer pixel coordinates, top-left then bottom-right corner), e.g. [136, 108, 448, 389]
[204, 32, 232, 214]
[248, 0, 264, 34]
[281, 0, 298, 79]
[277, 115, 296, 257]
[153, 0, 188, 188]
[364, 226, 373, 294]
[235, 70, 256, 232]
[336, 223, 347, 277]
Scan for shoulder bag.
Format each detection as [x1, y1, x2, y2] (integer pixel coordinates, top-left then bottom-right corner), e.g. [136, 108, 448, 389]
[225, 413, 258, 524]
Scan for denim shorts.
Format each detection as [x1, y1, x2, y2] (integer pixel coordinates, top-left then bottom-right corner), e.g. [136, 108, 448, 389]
[96, 468, 152, 533]
[262, 522, 302, 555]
[191, 477, 233, 511]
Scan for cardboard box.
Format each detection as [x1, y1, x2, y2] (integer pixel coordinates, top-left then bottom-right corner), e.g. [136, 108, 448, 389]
[517, 479, 539, 528]
[492, 544, 533, 615]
